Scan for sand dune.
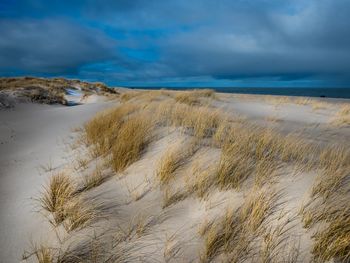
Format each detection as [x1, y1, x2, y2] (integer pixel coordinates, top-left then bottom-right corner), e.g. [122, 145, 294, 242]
[1, 87, 350, 263]
[0, 99, 115, 262]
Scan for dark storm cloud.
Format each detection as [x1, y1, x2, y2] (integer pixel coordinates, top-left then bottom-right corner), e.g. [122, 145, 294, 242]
[0, 0, 349, 86]
[153, 0, 350, 81]
[0, 18, 119, 74]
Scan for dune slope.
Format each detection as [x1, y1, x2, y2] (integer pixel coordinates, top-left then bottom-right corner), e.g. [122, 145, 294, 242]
[0, 100, 115, 263]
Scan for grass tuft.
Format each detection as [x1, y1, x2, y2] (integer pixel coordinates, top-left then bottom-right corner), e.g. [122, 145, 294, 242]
[63, 199, 96, 232]
[312, 213, 350, 262]
[32, 245, 53, 263]
[39, 173, 74, 225]
[111, 114, 153, 172]
[174, 89, 215, 105]
[202, 189, 279, 261]
[332, 104, 350, 126]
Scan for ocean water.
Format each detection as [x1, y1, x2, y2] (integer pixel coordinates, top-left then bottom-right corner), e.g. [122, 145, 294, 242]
[133, 87, 350, 99]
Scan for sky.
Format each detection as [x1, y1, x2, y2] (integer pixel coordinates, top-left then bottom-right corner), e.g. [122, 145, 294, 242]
[0, 0, 350, 87]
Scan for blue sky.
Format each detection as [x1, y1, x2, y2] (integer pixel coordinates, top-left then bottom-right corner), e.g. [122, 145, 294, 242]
[0, 0, 350, 87]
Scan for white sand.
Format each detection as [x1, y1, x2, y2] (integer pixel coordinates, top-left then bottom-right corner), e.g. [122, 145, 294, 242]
[1, 91, 349, 262]
[0, 99, 115, 262]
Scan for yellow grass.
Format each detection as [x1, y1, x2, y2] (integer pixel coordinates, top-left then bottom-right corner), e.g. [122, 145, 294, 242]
[312, 146, 350, 199]
[62, 198, 96, 232]
[31, 245, 53, 263]
[84, 103, 139, 156]
[74, 156, 89, 171]
[174, 89, 215, 105]
[111, 113, 153, 172]
[294, 97, 311, 105]
[216, 144, 255, 189]
[215, 126, 279, 189]
[312, 213, 350, 262]
[332, 104, 350, 126]
[39, 173, 75, 225]
[260, 220, 300, 263]
[120, 91, 141, 102]
[311, 101, 328, 110]
[39, 172, 98, 233]
[84, 103, 152, 173]
[263, 95, 291, 105]
[156, 140, 197, 185]
[162, 187, 188, 208]
[265, 115, 280, 122]
[155, 101, 223, 138]
[302, 145, 350, 261]
[212, 119, 321, 190]
[187, 163, 216, 199]
[198, 218, 214, 237]
[82, 165, 104, 191]
[202, 189, 278, 261]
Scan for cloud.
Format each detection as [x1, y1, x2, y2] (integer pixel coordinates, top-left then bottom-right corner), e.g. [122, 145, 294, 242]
[0, 0, 349, 86]
[0, 18, 117, 74]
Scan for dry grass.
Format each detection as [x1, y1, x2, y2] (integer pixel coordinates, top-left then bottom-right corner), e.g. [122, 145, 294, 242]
[28, 245, 54, 263]
[213, 119, 321, 190]
[312, 212, 350, 262]
[186, 162, 217, 199]
[163, 233, 182, 262]
[175, 93, 199, 105]
[120, 91, 141, 102]
[39, 173, 75, 225]
[332, 104, 350, 126]
[84, 102, 152, 173]
[312, 146, 350, 199]
[23, 236, 122, 263]
[265, 115, 280, 122]
[214, 125, 278, 189]
[110, 113, 153, 172]
[311, 101, 328, 111]
[27, 87, 67, 105]
[254, 157, 279, 187]
[124, 178, 151, 202]
[62, 199, 96, 232]
[259, 219, 300, 263]
[302, 195, 350, 262]
[0, 77, 117, 105]
[294, 97, 311, 105]
[262, 95, 291, 106]
[75, 156, 89, 171]
[156, 140, 197, 185]
[301, 145, 350, 262]
[39, 172, 97, 232]
[202, 189, 279, 261]
[0, 77, 117, 94]
[82, 166, 104, 191]
[174, 89, 215, 105]
[155, 101, 223, 138]
[216, 143, 255, 189]
[162, 187, 189, 208]
[84, 103, 139, 156]
[198, 218, 214, 237]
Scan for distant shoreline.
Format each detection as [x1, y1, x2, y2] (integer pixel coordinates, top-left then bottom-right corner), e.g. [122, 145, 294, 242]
[128, 86, 350, 99]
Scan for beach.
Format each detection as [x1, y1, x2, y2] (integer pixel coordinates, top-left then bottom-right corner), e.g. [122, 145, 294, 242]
[0, 85, 349, 262]
[0, 89, 115, 262]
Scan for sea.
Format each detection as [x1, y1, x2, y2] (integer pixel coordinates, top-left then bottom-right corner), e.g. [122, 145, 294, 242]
[131, 87, 350, 99]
